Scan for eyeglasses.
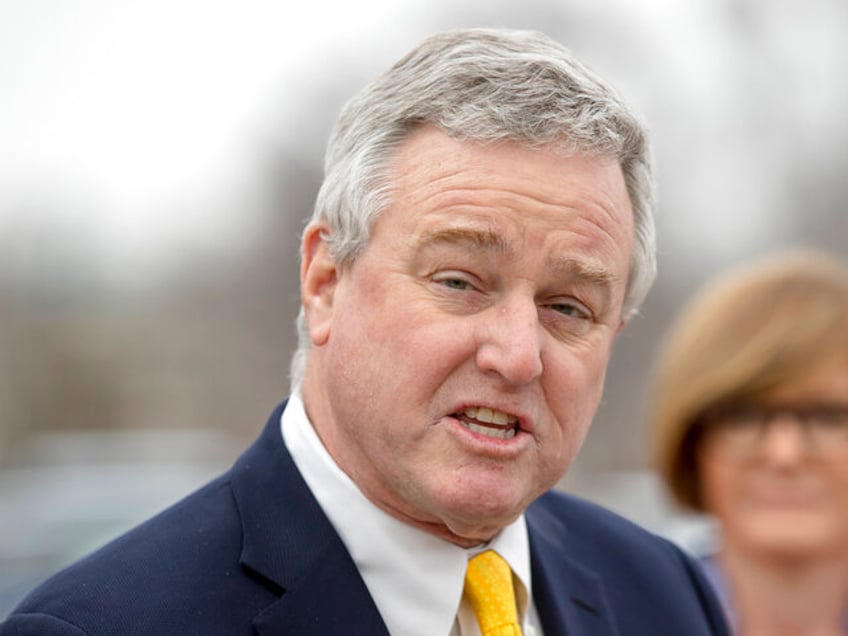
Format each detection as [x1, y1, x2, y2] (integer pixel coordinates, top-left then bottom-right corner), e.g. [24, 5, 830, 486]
[700, 403, 848, 460]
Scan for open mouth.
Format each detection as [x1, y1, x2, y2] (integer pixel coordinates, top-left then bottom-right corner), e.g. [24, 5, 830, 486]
[455, 406, 519, 440]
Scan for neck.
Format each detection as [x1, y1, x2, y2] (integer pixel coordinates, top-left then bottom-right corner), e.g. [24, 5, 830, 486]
[718, 545, 848, 636]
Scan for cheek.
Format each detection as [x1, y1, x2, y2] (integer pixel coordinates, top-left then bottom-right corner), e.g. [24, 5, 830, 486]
[330, 286, 476, 403]
[541, 350, 610, 459]
[547, 343, 610, 411]
[696, 455, 737, 519]
[828, 467, 848, 519]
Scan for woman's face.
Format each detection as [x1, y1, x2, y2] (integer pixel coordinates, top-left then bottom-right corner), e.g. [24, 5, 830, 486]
[697, 352, 848, 561]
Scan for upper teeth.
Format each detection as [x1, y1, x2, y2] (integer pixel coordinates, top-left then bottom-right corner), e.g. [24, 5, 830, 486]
[463, 407, 517, 426]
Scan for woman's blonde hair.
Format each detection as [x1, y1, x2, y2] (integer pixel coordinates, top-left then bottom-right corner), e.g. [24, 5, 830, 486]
[649, 248, 848, 511]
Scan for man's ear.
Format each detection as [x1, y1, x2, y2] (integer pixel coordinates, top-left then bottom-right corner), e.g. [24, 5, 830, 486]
[300, 222, 338, 347]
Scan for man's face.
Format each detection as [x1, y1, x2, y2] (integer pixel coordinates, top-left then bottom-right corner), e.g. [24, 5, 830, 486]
[300, 125, 634, 546]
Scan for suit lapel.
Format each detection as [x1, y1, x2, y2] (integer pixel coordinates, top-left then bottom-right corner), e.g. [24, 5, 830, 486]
[251, 554, 389, 635]
[230, 401, 390, 635]
[527, 500, 620, 636]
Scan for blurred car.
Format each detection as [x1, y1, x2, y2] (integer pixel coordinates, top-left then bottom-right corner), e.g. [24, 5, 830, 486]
[0, 428, 236, 618]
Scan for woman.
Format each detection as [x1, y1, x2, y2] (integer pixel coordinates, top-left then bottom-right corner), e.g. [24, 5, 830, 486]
[650, 249, 848, 636]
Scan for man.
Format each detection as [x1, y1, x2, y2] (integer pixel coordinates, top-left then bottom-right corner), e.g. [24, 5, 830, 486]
[1, 28, 729, 635]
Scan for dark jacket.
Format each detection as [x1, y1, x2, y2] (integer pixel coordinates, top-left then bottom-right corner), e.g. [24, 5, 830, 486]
[1, 400, 729, 635]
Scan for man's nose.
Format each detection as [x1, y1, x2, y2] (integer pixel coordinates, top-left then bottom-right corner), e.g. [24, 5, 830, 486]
[474, 297, 543, 386]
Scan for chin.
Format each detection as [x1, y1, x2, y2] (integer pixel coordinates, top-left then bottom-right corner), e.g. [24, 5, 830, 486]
[756, 542, 841, 563]
[436, 492, 526, 538]
[441, 512, 521, 546]
[737, 522, 845, 561]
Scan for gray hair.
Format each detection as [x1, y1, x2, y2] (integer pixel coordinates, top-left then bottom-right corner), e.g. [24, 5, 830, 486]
[290, 28, 656, 388]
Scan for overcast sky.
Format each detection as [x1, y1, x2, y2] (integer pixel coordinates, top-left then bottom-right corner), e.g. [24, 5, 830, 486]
[2, 0, 847, 287]
[0, 1, 423, 277]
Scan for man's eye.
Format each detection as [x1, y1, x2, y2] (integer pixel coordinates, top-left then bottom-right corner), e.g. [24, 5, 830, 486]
[433, 272, 475, 291]
[441, 278, 471, 290]
[549, 301, 591, 321]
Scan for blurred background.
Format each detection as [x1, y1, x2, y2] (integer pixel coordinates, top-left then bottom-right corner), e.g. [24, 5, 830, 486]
[2, 0, 847, 616]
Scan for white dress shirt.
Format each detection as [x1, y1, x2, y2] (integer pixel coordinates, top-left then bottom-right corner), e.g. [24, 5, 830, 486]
[281, 393, 543, 636]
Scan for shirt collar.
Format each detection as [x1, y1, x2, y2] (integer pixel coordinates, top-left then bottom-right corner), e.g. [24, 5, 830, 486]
[281, 393, 532, 636]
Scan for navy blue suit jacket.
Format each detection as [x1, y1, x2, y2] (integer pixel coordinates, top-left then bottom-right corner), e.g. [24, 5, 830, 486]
[1, 401, 729, 635]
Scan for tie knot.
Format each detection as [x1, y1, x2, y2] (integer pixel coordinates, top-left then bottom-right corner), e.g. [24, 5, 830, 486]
[464, 550, 522, 636]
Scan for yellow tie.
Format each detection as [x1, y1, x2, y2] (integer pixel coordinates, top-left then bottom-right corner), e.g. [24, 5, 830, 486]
[464, 550, 523, 636]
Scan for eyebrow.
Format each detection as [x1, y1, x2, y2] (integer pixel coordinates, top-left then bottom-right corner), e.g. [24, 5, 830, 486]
[546, 255, 619, 291]
[415, 226, 620, 291]
[416, 226, 511, 255]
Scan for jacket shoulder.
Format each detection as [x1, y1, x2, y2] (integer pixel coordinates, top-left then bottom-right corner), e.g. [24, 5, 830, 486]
[528, 489, 730, 636]
[2, 474, 273, 635]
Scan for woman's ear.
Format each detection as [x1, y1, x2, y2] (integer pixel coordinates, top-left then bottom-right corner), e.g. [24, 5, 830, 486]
[300, 222, 338, 347]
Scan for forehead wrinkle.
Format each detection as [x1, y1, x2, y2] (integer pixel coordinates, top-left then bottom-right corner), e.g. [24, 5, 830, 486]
[421, 183, 575, 219]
